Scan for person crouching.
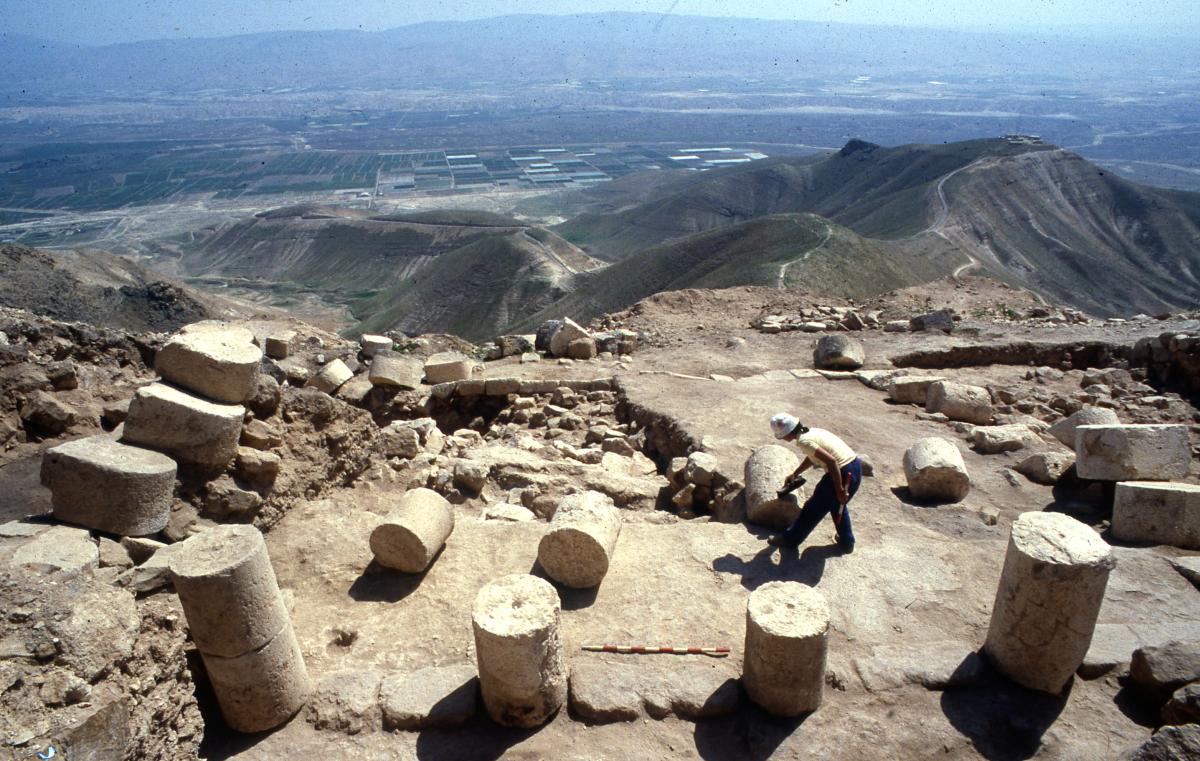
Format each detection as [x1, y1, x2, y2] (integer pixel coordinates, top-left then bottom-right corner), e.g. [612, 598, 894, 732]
[767, 412, 861, 552]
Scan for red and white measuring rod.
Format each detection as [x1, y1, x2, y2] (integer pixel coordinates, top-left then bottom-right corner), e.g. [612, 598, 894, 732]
[582, 644, 730, 657]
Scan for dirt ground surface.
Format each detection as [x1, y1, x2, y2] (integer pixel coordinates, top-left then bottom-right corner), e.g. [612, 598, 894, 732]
[202, 281, 1199, 760]
[5, 278, 1200, 760]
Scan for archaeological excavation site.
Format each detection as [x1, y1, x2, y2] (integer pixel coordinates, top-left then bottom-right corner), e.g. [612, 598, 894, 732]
[2, 280, 1200, 760]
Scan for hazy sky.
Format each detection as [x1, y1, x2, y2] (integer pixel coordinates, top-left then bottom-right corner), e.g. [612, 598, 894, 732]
[7, 0, 1196, 45]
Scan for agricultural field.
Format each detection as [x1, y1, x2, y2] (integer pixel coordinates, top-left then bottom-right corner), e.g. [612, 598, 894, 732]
[0, 137, 770, 216]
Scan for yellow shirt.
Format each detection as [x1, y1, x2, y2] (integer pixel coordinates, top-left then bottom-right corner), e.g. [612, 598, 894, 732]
[794, 428, 856, 468]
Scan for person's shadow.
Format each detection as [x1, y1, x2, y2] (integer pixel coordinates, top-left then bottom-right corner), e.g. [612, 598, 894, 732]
[712, 542, 845, 591]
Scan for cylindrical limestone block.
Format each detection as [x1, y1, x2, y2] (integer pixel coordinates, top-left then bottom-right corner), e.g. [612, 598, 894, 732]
[156, 322, 263, 403]
[472, 574, 567, 728]
[122, 382, 244, 471]
[369, 487, 455, 573]
[41, 436, 176, 536]
[925, 381, 993, 425]
[201, 623, 311, 733]
[743, 581, 830, 716]
[537, 491, 621, 588]
[984, 511, 1115, 694]
[903, 437, 971, 502]
[169, 524, 292, 658]
[744, 445, 802, 529]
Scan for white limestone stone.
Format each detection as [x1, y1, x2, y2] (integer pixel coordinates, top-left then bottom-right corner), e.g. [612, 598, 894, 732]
[424, 352, 474, 384]
[472, 574, 566, 728]
[264, 331, 295, 360]
[308, 359, 353, 394]
[925, 381, 993, 425]
[122, 382, 243, 471]
[744, 445, 802, 529]
[743, 581, 829, 716]
[11, 525, 98, 577]
[903, 437, 970, 502]
[369, 488, 455, 573]
[984, 511, 1115, 694]
[360, 334, 393, 358]
[1113, 481, 1200, 549]
[887, 376, 946, 405]
[368, 352, 423, 389]
[169, 525, 292, 658]
[970, 424, 1037, 454]
[1048, 406, 1120, 447]
[537, 491, 621, 588]
[41, 435, 176, 536]
[201, 624, 311, 733]
[549, 318, 590, 358]
[1075, 424, 1191, 481]
[156, 322, 263, 403]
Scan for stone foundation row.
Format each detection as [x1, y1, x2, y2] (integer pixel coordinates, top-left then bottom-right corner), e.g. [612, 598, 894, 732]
[429, 376, 616, 400]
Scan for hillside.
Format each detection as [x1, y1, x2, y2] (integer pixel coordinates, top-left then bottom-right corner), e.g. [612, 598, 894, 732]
[175, 206, 525, 295]
[931, 149, 1200, 316]
[550, 139, 1200, 317]
[552, 138, 1053, 261]
[515, 214, 943, 331]
[0, 243, 210, 332]
[353, 232, 577, 341]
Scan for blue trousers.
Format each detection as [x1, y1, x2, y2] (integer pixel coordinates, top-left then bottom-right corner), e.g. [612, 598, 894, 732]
[780, 458, 861, 548]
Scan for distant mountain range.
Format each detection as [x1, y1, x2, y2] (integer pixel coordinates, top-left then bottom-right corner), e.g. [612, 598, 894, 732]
[540, 137, 1200, 319]
[2, 13, 1189, 95]
[152, 137, 1200, 338]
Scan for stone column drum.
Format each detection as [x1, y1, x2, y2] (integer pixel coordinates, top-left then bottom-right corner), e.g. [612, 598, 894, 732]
[41, 436, 176, 536]
[370, 487, 455, 573]
[170, 525, 309, 732]
[122, 382, 244, 472]
[199, 625, 311, 734]
[903, 437, 971, 502]
[984, 511, 1115, 694]
[472, 574, 567, 728]
[744, 445, 802, 529]
[156, 322, 263, 404]
[743, 581, 830, 716]
[537, 491, 621, 588]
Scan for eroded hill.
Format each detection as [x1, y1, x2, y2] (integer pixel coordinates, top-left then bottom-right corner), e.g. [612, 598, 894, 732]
[0, 243, 212, 332]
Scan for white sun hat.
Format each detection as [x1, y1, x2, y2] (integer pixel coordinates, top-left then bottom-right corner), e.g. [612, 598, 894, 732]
[770, 412, 800, 439]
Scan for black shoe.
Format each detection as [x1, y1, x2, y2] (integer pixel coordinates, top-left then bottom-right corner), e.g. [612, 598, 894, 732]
[767, 535, 796, 548]
[838, 541, 855, 554]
